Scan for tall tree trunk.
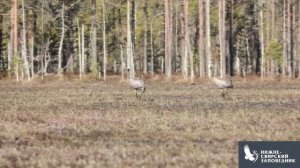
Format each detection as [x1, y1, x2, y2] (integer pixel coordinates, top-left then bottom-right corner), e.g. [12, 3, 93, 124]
[290, 0, 295, 78]
[103, 0, 107, 80]
[127, 0, 134, 78]
[131, 0, 137, 71]
[41, 0, 45, 79]
[30, 36, 34, 77]
[120, 45, 124, 80]
[21, 0, 30, 80]
[287, 0, 291, 77]
[271, 0, 275, 39]
[298, 0, 300, 76]
[174, 0, 179, 73]
[165, 0, 172, 78]
[12, 0, 19, 81]
[180, 7, 188, 79]
[219, 0, 226, 78]
[150, 22, 154, 76]
[235, 38, 241, 76]
[91, 0, 98, 75]
[283, 0, 287, 76]
[82, 25, 85, 76]
[0, 16, 3, 70]
[229, 0, 234, 76]
[8, 34, 12, 75]
[260, 0, 265, 78]
[287, 0, 294, 78]
[77, 20, 82, 79]
[199, 0, 205, 77]
[205, 0, 212, 78]
[143, 1, 148, 74]
[58, 3, 65, 78]
[183, 0, 194, 81]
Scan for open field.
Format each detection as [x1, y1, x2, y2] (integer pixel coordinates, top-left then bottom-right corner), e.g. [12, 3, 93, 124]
[0, 77, 300, 167]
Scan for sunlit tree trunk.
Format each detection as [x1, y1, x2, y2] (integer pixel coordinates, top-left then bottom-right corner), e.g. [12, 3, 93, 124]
[283, 0, 287, 76]
[21, 0, 30, 80]
[91, 0, 98, 76]
[0, 16, 3, 70]
[120, 45, 124, 80]
[260, 0, 265, 78]
[164, 0, 172, 78]
[58, 3, 65, 78]
[150, 22, 154, 76]
[81, 25, 85, 76]
[103, 0, 107, 80]
[143, 1, 148, 74]
[219, 0, 226, 78]
[290, 0, 295, 78]
[229, 0, 234, 76]
[127, 0, 134, 78]
[12, 0, 19, 81]
[205, 0, 212, 78]
[77, 20, 82, 79]
[198, 0, 205, 77]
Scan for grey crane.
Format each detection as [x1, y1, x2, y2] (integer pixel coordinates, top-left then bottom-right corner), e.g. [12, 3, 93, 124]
[210, 66, 233, 98]
[128, 78, 146, 100]
[127, 69, 146, 100]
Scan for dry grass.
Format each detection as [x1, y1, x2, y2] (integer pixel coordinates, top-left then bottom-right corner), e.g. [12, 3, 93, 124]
[0, 78, 299, 167]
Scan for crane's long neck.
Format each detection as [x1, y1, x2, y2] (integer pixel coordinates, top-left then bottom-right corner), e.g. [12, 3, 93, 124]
[127, 69, 134, 79]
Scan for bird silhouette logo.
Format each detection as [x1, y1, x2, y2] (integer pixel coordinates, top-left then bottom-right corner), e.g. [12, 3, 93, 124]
[244, 145, 259, 163]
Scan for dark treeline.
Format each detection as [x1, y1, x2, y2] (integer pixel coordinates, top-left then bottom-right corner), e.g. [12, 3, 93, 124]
[0, 0, 299, 81]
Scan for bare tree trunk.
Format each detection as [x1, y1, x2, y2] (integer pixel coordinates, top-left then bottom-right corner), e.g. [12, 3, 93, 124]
[260, 0, 265, 78]
[8, 40, 12, 75]
[298, 0, 300, 76]
[287, 0, 294, 78]
[77, 20, 82, 79]
[271, 0, 275, 39]
[180, 7, 188, 79]
[91, 0, 98, 75]
[199, 0, 205, 77]
[30, 36, 34, 77]
[127, 0, 134, 78]
[283, 0, 287, 76]
[21, 0, 30, 81]
[150, 22, 154, 76]
[219, 0, 226, 78]
[58, 3, 65, 78]
[41, 0, 45, 79]
[174, 0, 179, 73]
[291, 0, 295, 78]
[131, 0, 137, 71]
[235, 38, 241, 76]
[103, 0, 107, 80]
[12, 0, 19, 81]
[120, 45, 124, 80]
[229, 0, 234, 76]
[183, 0, 194, 81]
[82, 25, 85, 76]
[205, 0, 212, 78]
[165, 0, 172, 78]
[0, 16, 3, 70]
[143, 1, 148, 74]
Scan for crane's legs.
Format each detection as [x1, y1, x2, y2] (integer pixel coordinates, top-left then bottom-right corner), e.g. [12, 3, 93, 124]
[133, 88, 146, 100]
[220, 89, 228, 99]
[139, 88, 146, 100]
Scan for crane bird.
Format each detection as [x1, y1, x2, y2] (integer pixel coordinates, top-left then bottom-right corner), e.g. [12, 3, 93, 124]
[127, 69, 146, 100]
[210, 66, 233, 98]
[128, 78, 146, 100]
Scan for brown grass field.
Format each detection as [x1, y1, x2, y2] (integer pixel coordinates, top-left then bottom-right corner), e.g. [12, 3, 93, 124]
[0, 77, 299, 167]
